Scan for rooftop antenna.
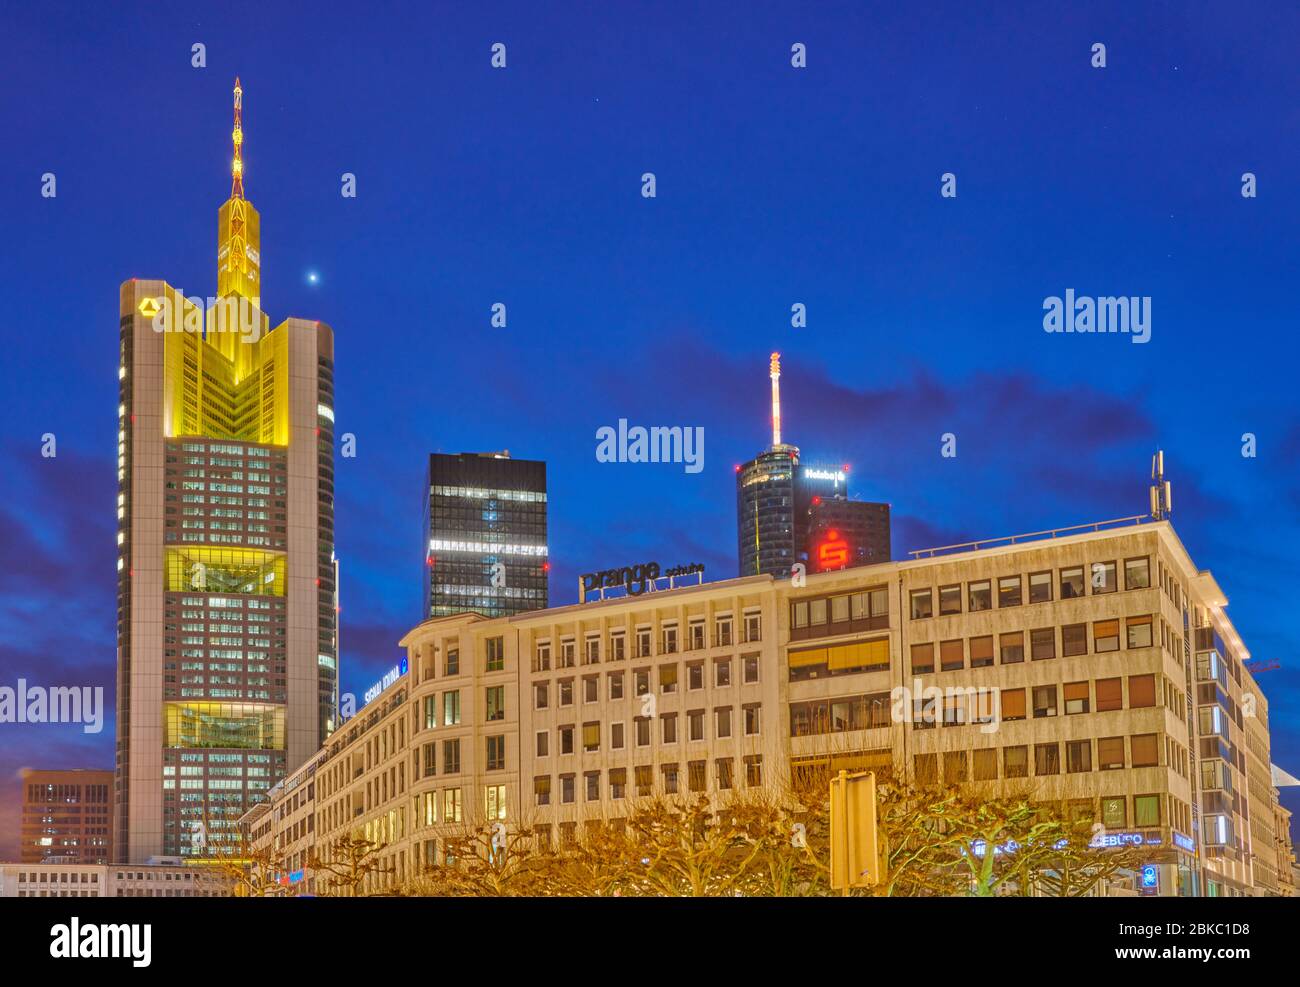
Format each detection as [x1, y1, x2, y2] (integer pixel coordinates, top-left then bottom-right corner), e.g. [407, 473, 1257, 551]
[1149, 450, 1172, 521]
[230, 77, 244, 199]
[770, 352, 782, 447]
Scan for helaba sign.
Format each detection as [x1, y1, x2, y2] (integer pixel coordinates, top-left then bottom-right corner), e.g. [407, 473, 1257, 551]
[364, 656, 408, 705]
[579, 561, 705, 601]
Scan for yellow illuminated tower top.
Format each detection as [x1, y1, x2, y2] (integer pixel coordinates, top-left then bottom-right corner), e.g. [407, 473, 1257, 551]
[217, 76, 261, 302]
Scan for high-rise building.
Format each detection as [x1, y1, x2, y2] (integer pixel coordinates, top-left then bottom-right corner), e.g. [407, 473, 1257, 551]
[424, 452, 548, 619]
[115, 79, 338, 863]
[736, 355, 856, 577]
[20, 769, 113, 865]
[805, 496, 891, 571]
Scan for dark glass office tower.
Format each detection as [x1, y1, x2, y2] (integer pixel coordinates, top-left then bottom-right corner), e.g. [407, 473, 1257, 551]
[806, 497, 891, 571]
[424, 452, 548, 618]
[736, 446, 799, 577]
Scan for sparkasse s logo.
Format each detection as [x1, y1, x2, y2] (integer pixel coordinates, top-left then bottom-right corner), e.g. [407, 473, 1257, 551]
[49, 918, 152, 967]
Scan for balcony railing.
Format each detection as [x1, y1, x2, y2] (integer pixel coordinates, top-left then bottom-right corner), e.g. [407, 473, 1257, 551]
[908, 514, 1151, 559]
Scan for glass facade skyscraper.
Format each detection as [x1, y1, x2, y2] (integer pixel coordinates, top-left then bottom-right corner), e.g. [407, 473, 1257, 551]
[115, 79, 337, 863]
[424, 452, 548, 618]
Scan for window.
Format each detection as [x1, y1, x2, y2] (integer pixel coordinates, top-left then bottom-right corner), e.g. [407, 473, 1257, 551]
[559, 725, 574, 755]
[1091, 561, 1117, 594]
[443, 691, 461, 725]
[715, 659, 732, 687]
[998, 632, 1023, 665]
[1128, 674, 1156, 708]
[1101, 796, 1126, 829]
[1095, 677, 1122, 712]
[972, 748, 998, 781]
[1060, 567, 1085, 599]
[743, 704, 760, 735]
[582, 722, 600, 753]
[716, 758, 734, 790]
[1030, 627, 1056, 661]
[585, 772, 600, 801]
[486, 735, 505, 771]
[423, 695, 438, 730]
[943, 751, 968, 783]
[486, 686, 505, 721]
[914, 753, 938, 784]
[1066, 740, 1091, 773]
[969, 635, 994, 668]
[715, 616, 733, 646]
[635, 628, 651, 657]
[662, 625, 678, 654]
[940, 639, 964, 671]
[1064, 681, 1090, 714]
[610, 633, 626, 661]
[715, 707, 732, 738]
[687, 662, 704, 690]
[1093, 619, 1119, 653]
[558, 679, 574, 706]
[938, 584, 961, 615]
[659, 664, 678, 693]
[442, 739, 461, 774]
[444, 649, 459, 676]
[609, 767, 627, 800]
[635, 718, 651, 747]
[743, 655, 759, 684]
[534, 683, 548, 710]
[1000, 688, 1026, 721]
[688, 709, 704, 741]
[1131, 734, 1159, 768]
[536, 731, 549, 757]
[422, 742, 436, 778]
[1035, 743, 1060, 775]
[584, 675, 599, 703]
[743, 612, 762, 642]
[662, 763, 679, 794]
[534, 642, 551, 672]
[744, 755, 762, 787]
[910, 642, 934, 674]
[560, 775, 575, 804]
[688, 761, 706, 793]
[485, 784, 507, 820]
[1004, 746, 1028, 779]
[634, 669, 650, 696]
[1028, 571, 1052, 603]
[611, 721, 625, 749]
[485, 636, 504, 671]
[688, 621, 705, 650]
[1097, 736, 1125, 770]
[1125, 557, 1151, 590]
[968, 580, 991, 612]
[1062, 624, 1087, 657]
[443, 788, 462, 822]
[1032, 685, 1057, 718]
[909, 589, 933, 619]
[660, 713, 676, 744]
[1126, 615, 1153, 649]
[998, 576, 1022, 607]
[607, 671, 624, 699]
[584, 637, 600, 664]
[1134, 794, 1160, 827]
[832, 595, 850, 623]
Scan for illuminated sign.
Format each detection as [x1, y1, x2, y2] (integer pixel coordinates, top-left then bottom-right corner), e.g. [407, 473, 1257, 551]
[815, 529, 850, 571]
[1172, 831, 1196, 854]
[1140, 865, 1159, 890]
[1090, 831, 1162, 849]
[803, 468, 846, 485]
[363, 656, 408, 705]
[579, 562, 705, 602]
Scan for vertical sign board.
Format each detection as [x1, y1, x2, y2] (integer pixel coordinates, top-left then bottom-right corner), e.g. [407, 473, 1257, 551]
[830, 770, 879, 891]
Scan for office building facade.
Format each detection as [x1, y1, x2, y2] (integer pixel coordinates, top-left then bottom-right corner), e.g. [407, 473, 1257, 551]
[246, 518, 1294, 897]
[115, 79, 338, 863]
[20, 769, 113, 865]
[805, 495, 891, 571]
[424, 452, 548, 619]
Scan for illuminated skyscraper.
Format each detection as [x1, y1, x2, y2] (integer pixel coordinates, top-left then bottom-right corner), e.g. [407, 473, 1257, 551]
[115, 79, 338, 863]
[424, 452, 548, 618]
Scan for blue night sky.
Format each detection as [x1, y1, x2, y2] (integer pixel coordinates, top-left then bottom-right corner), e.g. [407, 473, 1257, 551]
[2, 1, 1298, 856]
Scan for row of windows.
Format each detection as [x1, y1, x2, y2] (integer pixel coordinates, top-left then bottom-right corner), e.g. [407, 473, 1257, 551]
[914, 733, 1165, 781]
[534, 755, 765, 804]
[909, 556, 1151, 619]
[533, 657, 761, 708]
[533, 706, 763, 755]
[532, 615, 762, 670]
[909, 615, 1155, 672]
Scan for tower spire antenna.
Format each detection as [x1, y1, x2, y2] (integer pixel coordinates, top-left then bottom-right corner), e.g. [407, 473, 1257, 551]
[769, 352, 782, 447]
[230, 76, 244, 199]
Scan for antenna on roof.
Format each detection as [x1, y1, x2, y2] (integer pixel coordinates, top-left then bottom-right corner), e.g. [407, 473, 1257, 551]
[1149, 450, 1172, 520]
